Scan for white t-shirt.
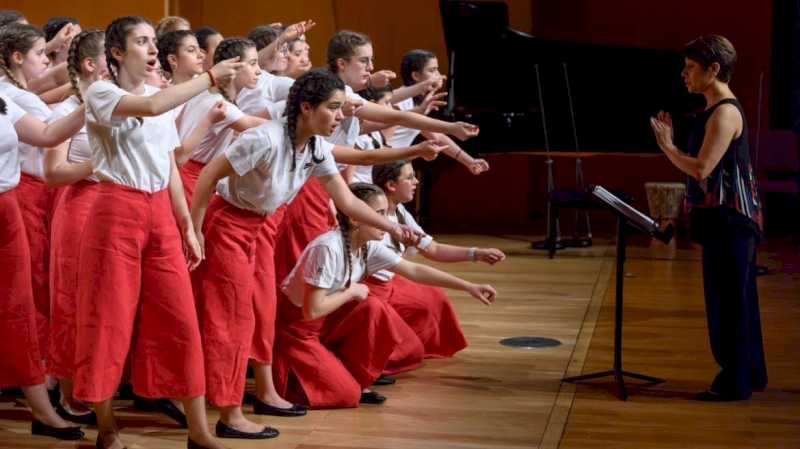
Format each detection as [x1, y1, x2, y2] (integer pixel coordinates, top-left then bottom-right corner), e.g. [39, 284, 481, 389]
[326, 85, 364, 148]
[350, 131, 386, 184]
[85, 81, 181, 193]
[371, 203, 433, 282]
[217, 119, 339, 215]
[236, 72, 294, 118]
[177, 90, 245, 164]
[50, 95, 97, 182]
[387, 97, 421, 148]
[0, 95, 28, 193]
[0, 79, 53, 179]
[281, 228, 402, 307]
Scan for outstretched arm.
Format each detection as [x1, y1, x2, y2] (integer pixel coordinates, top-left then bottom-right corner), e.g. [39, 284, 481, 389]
[390, 259, 496, 305]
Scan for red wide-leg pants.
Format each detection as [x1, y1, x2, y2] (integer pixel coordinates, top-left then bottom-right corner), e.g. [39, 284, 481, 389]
[73, 183, 205, 403]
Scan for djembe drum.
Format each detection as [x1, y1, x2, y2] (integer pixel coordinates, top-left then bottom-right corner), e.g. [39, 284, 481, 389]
[645, 182, 686, 246]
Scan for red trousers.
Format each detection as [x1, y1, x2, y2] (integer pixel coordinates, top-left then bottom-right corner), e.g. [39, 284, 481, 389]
[74, 183, 204, 403]
[48, 180, 99, 380]
[16, 173, 56, 366]
[273, 178, 336, 289]
[193, 196, 282, 406]
[179, 159, 205, 206]
[273, 293, 402, 409]
[367, 276, 467, 361]
[0, 189, 45, 388]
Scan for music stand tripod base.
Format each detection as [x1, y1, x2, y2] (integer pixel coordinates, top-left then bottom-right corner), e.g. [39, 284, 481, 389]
[562, 187, 669, 400]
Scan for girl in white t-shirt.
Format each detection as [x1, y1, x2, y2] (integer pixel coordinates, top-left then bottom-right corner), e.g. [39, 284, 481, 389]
[44, 29, 107, 427]
[74, 16, 241, 449]
[0, 95, 85, 442]
[371, 160, 505, 372]
[176, 37, 266, 204]
[275, 182, 496, 408]
[273, 31, 479, 321]
[157, 29, 204, 85]
[392, 49, 491, 175]
[189, 68, 429, 437]
[196, 27, 223, 73]
[0, 22, 86, 381]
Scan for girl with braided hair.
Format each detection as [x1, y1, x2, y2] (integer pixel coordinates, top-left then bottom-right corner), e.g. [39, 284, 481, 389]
[43, 29, 106, 426]
[0, 94, 85, 442]
[370, 161, 505, 373]
[0, 22, 87, 379]
[275, 182, 497, 408]
[272, 30, 478, 315]
[74, 15, 242, 449]
[175, 37, 266, 203]
[189, 68, 436, 437]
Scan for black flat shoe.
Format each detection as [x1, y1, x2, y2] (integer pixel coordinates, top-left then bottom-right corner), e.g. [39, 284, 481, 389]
[696, 390, 749, 402]
[30, 419, 84, 440]
[373, 375, 396, 386]
[133, 396, 187, 427]
[253, 400, 307, 417]
[215, 420, 279, 439]
[359, 390, 387, 404]
[57, 402, 98, 425]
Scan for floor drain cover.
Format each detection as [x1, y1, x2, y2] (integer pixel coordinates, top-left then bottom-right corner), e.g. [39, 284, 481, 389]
[500, 336, 562, 348]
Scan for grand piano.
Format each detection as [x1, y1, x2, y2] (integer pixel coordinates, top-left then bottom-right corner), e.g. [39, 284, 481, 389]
[440, 0, 703, 154]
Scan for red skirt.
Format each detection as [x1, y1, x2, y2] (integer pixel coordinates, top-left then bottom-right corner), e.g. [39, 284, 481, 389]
[273, 178, 336, 290]
[74, 183, 205, 403]
[48, 180, 100, 380]
[193, 196, 280, 406]
[16, 173, 57, 366]
[367, 275, 467, 359]
[179, 159, 205, 206]
[0, 189, 45, 388]
[273, 293, 402, 409]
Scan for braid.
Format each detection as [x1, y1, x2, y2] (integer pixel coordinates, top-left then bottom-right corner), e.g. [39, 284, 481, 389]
[0, 96, 6, 115]
[66, 29, 104, 103]
[284, 69, 345, 171]
[335, 182, 387, 284]
[0, 23, 44, 90]
[341, 219, 354, 288]
[213, 37, 256, 106]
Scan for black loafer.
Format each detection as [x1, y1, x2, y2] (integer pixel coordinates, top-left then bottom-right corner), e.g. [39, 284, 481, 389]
[31, 419, 84, 440]
[696, 390, 749, 402]
[359, 390, 387, 404]
[56, 402, 98, 425]
[373, 375, 396, 386]
[253, 400, 307, 417]
[215, 420, 279, 439]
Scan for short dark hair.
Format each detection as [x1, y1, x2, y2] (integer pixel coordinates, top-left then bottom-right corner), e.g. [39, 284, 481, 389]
[400, 49, 436, 86]
[195, 26, 220, 51]
[248, 25, 282, 51]
[684, 35, 737, 83]
[326, 30, 371, 72]
[44, 16, 79, 43]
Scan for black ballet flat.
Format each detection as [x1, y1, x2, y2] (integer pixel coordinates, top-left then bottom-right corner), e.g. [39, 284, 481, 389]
[56, 402, 98, 425]
[696, 390, 749, 402]
[133, 396, 188, 427]
[373, 375, 396, 386]
[215, 420, 279, 439]
[253, 400, 307, 417]
[30, 419, 84, 440]
[359, 390, 387, 404]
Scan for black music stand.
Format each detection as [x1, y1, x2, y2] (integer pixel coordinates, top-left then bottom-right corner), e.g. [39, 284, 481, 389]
[563, 185, 672, 400]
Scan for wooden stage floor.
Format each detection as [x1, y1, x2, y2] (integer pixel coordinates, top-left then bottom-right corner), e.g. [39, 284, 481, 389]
[1, 235, 798, 449]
